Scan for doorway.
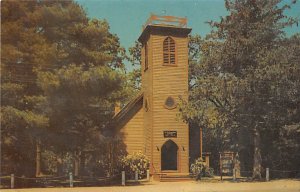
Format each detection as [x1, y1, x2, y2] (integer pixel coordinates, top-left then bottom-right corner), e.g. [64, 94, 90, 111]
[161, 140, 178, 170]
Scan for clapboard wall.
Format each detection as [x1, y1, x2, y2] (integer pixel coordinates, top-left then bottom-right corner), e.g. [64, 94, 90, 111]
[141, 26, 191, 174]
[119, 107, 144, 154]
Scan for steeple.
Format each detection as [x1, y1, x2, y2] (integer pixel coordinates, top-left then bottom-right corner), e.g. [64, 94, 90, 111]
[139, 14, 191, 173]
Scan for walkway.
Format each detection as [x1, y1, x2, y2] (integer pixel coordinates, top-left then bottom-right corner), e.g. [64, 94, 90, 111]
[2, 179, 300, 192]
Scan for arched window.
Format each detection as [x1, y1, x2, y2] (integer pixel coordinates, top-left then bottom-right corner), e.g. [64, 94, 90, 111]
[163, 37, 175, 65]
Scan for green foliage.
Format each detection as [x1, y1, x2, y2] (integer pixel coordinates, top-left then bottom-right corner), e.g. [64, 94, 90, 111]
[1, 83, 24, 107]
[127, 41, 142, 91]
[1, 106, 48, 144]
[37, 65, 126, 151]
[120, 152, 150, 178]
[1, 106, 48, 175]
[190, 158, 214, 178]
[270, 124, 300, 176]
[180, 0, 300, 179]
[41, 150, 60, 175]
[1, 0, 129, 177]
[188, 35, 203, 87]
[128, 41, 142, 67]
[190, 158, 206, 175]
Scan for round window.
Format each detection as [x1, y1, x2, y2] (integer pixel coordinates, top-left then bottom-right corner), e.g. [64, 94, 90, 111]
[164, 96, 176, 109]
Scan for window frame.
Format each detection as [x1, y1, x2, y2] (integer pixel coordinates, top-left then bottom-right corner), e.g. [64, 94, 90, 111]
[164, 96, 177, 110]
[163, 37, 177, 66]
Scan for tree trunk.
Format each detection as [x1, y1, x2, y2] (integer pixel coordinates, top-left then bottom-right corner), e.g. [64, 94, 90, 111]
[80, 152, 85, 176]
[252, 127, 262, 180]
[74, 153, 80, 177]
[108, 141, 112, 177]
[35, 139, 41, 177]
[234, 152, 241, 178]
[56, 156, 63, 176]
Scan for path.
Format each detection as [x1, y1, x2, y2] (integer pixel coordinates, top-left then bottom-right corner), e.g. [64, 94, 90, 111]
[1, 179, 300, 192]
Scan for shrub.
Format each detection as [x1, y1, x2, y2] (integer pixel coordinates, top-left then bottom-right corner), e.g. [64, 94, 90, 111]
[190, 158, 206, 175]
[190, 158, 214, 179]
[120, 151, 149, 179]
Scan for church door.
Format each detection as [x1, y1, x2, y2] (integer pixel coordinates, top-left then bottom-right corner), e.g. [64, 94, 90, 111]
[161, 140, 178, 170]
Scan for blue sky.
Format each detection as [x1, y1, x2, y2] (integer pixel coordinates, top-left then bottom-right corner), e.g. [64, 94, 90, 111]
[76, 0, 300, 70]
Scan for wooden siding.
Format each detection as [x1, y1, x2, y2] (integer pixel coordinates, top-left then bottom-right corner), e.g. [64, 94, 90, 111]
[120, 25, 190, 175]
[142, 35, 153, 168]
[150, 34, 189, 173]
[119, 108, 144, 154]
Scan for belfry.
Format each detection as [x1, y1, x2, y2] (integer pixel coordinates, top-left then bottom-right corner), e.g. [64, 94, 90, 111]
[111, 15, 192, 177]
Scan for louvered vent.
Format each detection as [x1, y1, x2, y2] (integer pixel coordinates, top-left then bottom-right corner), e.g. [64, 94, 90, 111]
[163, 37, 176, 65]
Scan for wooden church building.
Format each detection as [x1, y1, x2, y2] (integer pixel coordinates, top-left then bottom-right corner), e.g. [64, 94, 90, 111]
[110, 15, 204, 177]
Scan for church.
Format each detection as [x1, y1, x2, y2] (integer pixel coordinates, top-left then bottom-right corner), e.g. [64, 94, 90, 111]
[110, 15, 205, 178]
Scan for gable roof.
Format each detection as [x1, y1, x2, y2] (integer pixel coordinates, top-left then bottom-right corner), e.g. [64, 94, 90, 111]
[114, 92, 143, 122]
[106, 92, 143, 135]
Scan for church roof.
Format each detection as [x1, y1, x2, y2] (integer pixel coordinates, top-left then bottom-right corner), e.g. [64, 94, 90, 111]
[138, 15, 192, 43]
[138, 25, 192, 43]
[113, 92, 143, 122]
[107, 92, 143, 134]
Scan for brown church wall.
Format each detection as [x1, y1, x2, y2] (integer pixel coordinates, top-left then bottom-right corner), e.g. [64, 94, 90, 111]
[141, 35, 153, 166]
[150, 34, 189, 173]
[119, 23, 191, 175]
[119, 108, 144, 154]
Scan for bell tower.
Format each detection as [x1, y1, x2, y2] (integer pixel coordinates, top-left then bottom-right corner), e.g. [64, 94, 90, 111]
[138, 15, 191, 174]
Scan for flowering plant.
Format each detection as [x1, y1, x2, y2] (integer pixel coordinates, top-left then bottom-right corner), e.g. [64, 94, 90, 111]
[190, 157, 206, 175]
[190, 157, 214, 179]
[120, 151, 150, 179]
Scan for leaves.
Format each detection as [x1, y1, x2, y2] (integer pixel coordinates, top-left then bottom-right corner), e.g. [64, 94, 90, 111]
[1, 0, 129, 176]
[121, 152, 150, 176]
[180, 0, 300, 177]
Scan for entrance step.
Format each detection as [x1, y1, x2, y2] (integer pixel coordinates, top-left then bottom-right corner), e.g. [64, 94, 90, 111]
[158, 173, 194, 182]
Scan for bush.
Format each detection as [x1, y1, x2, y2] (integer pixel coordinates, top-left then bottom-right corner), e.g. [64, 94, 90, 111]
[190, 158, 214, 179]
[190, 158, 206, 175]
[120, 151, 149, 179]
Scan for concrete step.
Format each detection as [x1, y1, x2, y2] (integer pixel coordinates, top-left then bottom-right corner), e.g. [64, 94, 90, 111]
[159, 174, 194, 182]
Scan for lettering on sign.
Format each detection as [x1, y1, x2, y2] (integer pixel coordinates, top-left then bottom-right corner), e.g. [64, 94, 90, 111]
[163, 131, 177, 138]
[220, 152, 234, 174]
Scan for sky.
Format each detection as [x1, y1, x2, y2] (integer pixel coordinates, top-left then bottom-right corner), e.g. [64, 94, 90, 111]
[76, 0, 300, 70]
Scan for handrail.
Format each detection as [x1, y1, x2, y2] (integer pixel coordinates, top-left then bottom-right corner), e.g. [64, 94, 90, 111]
[151, 163, 157, 174]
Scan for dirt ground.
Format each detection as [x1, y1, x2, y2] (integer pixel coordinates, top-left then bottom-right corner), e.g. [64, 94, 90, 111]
[1, 179, 300, 192]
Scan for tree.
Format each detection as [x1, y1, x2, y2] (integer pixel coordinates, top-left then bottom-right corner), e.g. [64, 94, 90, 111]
[1, 106, 48, 176]
[180, 0, 299, 179]
[37, 65, 128, 176]
[1, 1, 52, 175]
[1, 0, 128, 177]
[258, 34, 300, 177]
[127, 41, 142, 91]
